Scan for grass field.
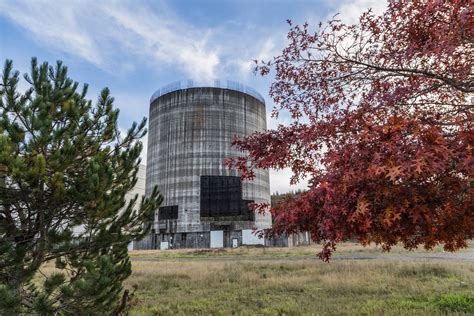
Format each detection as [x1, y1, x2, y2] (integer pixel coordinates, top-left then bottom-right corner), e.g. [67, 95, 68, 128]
[126, 243, 474, 315]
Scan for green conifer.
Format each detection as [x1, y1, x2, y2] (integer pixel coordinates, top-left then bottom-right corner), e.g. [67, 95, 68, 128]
[0, 58, 162, 314]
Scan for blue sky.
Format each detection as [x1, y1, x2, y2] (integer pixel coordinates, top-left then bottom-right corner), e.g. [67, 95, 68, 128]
[0, 0, 384, 193]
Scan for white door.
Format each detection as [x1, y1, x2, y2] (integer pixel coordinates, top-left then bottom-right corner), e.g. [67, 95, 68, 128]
[210, 230, 224, 248]
[242, 229, 265, 245]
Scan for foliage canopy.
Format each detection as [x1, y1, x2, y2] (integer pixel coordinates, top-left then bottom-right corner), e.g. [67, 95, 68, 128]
[227, 0, 473, 260]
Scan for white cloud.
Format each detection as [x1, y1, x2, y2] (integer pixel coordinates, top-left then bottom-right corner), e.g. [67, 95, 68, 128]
[331, 0, 387, 24]
[100, 3, 220, 81]
[0, 1, 102, 66]
[0, 0, 291, 83]
[233, 37, 280, 78]
[270, 168, 309, 194]
[0, 0, 220, 80]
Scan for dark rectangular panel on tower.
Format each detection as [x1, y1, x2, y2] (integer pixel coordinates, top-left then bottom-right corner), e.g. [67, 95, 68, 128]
[158, 205, 179, 220]
[200, 175, 253, 219]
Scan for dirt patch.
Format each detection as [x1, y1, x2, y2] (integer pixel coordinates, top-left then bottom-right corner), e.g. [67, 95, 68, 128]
[187, 248, 228, 256]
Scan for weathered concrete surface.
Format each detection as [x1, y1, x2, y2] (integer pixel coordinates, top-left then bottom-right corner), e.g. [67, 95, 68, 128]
[146, 86, 271, 247]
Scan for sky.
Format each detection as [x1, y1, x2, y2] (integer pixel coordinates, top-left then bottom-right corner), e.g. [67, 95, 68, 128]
[0, 0, 385, 194]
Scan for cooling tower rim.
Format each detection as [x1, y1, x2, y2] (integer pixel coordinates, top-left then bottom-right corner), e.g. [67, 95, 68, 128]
[150, 79, 265, 105]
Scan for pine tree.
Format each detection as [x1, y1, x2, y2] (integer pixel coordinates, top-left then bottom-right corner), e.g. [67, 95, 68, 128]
[0, 58, 162, 314]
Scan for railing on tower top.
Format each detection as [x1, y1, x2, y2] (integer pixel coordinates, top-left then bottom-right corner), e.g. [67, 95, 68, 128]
[150, 79, 265, 104]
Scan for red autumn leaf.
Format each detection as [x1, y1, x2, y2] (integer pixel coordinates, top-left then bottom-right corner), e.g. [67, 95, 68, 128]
[356, 198, 370, 215]
[392, 212, 402, 222]
[361, 218, 372, 231]
[385, 166, 403, 182]
[412, 158, 425, 174]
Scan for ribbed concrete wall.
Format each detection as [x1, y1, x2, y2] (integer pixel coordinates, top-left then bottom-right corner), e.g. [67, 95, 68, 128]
[146, 86, 271, 237]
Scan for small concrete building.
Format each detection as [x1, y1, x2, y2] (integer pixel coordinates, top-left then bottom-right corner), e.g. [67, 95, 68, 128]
[140, 80, 272, 249]
[126, 164, 146, 250]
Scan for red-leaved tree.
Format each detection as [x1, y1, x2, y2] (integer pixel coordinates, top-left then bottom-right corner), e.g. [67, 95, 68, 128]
[226, 0, 473, 260]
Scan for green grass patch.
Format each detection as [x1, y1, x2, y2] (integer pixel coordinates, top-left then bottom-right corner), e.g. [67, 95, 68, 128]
[433, 293, 474, 313]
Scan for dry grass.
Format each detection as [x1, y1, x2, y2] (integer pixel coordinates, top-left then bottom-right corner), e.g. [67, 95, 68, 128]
[35, 242, 474, 315]
[126, 259, 474, 315]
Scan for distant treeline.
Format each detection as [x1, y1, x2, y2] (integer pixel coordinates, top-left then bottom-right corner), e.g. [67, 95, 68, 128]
[270, 190, 304, 207]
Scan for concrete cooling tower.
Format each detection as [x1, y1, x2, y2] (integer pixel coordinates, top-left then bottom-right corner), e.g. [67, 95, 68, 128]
[143, 80, 271, 249]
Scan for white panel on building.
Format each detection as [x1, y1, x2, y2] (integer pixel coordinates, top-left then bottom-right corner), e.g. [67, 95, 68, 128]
[232, 238, 238, 248]
[242, 229, 264, 245]
[210, 230, 224, 248]
[160, 242, 169, 250]
[124, 164, 147, 250]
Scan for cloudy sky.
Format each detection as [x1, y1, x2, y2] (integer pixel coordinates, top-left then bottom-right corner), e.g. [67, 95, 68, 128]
[0, 0, 385, 193]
